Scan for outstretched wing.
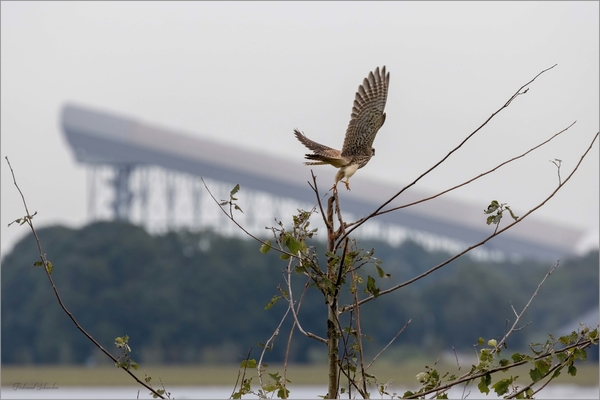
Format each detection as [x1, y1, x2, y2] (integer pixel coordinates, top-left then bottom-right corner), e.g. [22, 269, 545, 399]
[293, 129, 347, 167]
[341, 66, 390, 157]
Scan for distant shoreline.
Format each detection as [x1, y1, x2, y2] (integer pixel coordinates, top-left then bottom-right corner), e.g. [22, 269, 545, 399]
[2, 362, 598, 387]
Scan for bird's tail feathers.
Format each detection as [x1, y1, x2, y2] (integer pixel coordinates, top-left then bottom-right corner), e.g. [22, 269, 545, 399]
[303, 161, 328, 166]
[304, 154, 329, 165]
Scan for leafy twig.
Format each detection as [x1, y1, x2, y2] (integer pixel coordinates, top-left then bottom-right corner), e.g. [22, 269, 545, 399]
[4, 157, 165, 399]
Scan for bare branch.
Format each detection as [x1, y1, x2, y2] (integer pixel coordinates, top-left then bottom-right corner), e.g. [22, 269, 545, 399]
[283, 279, 310, 395]
[341, 129, 599, 313]
[309, 170, 331, 231]
[350, 121, 575, 228]
[339, 65, 559, 241]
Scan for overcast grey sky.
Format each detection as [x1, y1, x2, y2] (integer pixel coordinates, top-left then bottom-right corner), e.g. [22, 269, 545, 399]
[2, 2, 598, 257]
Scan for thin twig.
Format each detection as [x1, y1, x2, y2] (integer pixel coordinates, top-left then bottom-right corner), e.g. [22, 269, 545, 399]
[350, 269, 368, 396]
[257, 305, 292, 389]
[550, 158, 562, 186]
[282, 279, 310, 398]
[200, 177, 297, 259]
[365, 319, 412, 371]
[494, 261, 559, 353]
[286, 255, 327, 343]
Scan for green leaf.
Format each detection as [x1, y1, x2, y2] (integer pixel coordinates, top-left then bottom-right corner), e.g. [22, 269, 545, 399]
[479, 348, 492, 363]
[534, 357, 551, 375]
[277, 387, 290, 399]
[573, 348, 587, 361]
[551, 367, 562, 379]
[268, 372, 281, 381]
[265, 295, 280, 310]
[492, 377, 513, 395]
[33, 260, 43, 267]
[46, 261, 54, 274]
[259, 240, 272, 254]
[478, 374, 491, 394]
[486, 214, 502, 225]
[477, 337, 485, 346]
[484, 200, 500, 214]
[568, 363, 577, 376]
[294, 265, 306, 274]
[230, 184, 240, 196]
[499, 359, 510, 367]
[375, 264, 391, 278]
[529, 367, 543, 383]
[366, 275, 380, 297]
[558, 334, 571, 345]
[568, 331, 578, 343]
[284, 236, 303, 254]
[240, 359, 257, 368]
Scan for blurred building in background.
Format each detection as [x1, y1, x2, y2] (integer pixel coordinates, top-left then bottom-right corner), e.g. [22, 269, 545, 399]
[61, 103, 587, 262]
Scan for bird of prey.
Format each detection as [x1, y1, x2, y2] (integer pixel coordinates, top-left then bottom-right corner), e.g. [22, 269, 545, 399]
[294, 66, 390, 191]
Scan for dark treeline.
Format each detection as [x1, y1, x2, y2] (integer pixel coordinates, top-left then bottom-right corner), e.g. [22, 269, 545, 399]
[2, 221, 597, 365]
